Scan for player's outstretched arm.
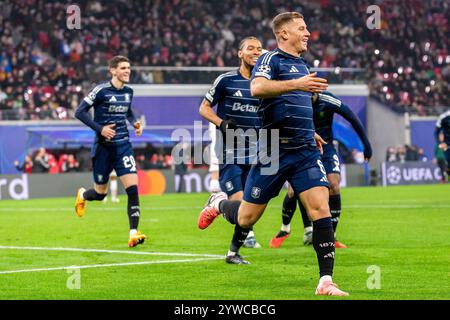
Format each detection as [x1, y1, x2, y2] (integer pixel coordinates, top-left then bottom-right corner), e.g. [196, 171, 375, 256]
[251, 72, 328, 98]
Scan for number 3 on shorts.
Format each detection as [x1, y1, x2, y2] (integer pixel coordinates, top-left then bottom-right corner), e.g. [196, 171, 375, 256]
[123, 155, 136, 172]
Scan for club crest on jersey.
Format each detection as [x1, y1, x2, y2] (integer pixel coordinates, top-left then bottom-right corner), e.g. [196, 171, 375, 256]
[124, 93, 130, 102]
[258, 65, 271, 73]
[97, 174, 103, 182]
[225, 181, 234, 192]
[251, 187, 261, 199]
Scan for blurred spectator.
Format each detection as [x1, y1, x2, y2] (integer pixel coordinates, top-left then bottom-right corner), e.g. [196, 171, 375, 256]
[0, 0, 448, 119]
[76, 146, 91, 172]
[386, 144, 430, 163]
[60, 153, 79, 172]
[417, 148, 428, 162]
[33, 147, 51, 173]
[351, 148, 365, 164]
[14, 155, 33, 173]
[386, 146, 397, 162]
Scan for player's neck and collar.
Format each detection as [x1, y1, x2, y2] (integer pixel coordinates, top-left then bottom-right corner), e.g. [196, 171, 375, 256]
[276, 45, 304, 60]
[110, 77, 126, 90]
[238, 63, 253, 80]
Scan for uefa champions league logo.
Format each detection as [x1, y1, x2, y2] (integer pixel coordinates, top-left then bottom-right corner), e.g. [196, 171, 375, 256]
[258, 65, 271, 73]
[386, 166, 401, 184]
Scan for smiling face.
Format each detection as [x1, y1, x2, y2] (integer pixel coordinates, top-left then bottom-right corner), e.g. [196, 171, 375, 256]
[110, 61, 131, 84]
[238, 38, 263, 68]
[283, 18, 310, 54]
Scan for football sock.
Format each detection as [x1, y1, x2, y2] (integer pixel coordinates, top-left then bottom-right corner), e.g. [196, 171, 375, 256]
[126, 185, 140, 230]
[298, 200, 313, 228]
[282, 193, 296, 226]
[110, 179, 118, 201]
[230, 224, 250, 253]
[83, 188, 106, 201]
[329, 194, 341, 234]
[312, 217, 335, 277]
[210, 179, 221, 192]
[219, 200, 241, 225]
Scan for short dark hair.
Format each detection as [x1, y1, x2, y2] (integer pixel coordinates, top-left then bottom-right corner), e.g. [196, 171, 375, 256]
[108, 55, 130, 69]
[238, 36, 260, 50]
[271, 12, 304, 36]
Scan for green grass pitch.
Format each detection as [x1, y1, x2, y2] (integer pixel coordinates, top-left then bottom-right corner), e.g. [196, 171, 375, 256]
[0, 184, 449, 300]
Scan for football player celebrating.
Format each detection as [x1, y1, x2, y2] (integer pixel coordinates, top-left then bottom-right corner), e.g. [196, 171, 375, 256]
[74, 55, 147, 247]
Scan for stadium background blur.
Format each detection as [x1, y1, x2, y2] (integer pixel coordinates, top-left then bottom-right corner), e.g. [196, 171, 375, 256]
[0, 0, 448, 188]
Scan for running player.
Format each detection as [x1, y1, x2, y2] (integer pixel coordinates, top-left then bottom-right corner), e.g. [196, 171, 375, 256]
[198, 12, 348, 296]
[270, 91, 372, 249]
[74, 55, 147, 247]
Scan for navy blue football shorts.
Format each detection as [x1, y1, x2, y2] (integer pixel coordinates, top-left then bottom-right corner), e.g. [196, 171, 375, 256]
[219, 163, 251, 197]
[321, 143, 341, 175]
[243, 146, 329, 204]
[92, 141, 136, 185]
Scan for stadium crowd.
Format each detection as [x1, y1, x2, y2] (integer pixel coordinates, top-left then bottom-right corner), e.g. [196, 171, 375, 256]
[385, 144, 429, 163]
[14, 145, 182, 174]
[0, 0, 448, 121]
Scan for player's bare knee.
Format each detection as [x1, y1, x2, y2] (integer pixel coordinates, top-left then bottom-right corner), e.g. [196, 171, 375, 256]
[308, 202, 331, 220]
[94, 184, 108, 195]
[329, 182, 340, 195]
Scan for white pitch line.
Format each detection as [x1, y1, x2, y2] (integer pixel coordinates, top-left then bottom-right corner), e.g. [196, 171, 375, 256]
[0, 206, 202, 212]
[1, 204, 449, 212]
[0, 257, 223, 275]
[0, 246, 224, 258]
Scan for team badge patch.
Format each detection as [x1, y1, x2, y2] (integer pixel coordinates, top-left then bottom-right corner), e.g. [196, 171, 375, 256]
[258, 65, 271, 73]
[251, 187, 261, 199]
[124, 93, 130, 102]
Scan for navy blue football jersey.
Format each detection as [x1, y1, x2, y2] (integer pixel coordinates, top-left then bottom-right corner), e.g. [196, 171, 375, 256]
[435, 110, 450, 145]
[205, 70, 261, 164]
[251, 49, 315, 150]
[313, 91, 371, 151]
[75, 81, 136, 146]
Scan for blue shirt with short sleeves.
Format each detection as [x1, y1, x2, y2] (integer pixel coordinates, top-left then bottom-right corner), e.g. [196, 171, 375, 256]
[251, 48, 315, 150]
[205, 70, 261, 164]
